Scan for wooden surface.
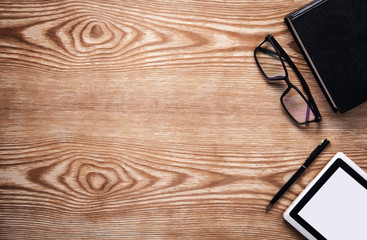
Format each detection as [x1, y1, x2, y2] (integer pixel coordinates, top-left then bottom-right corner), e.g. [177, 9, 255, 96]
[0, 0, 366, 239]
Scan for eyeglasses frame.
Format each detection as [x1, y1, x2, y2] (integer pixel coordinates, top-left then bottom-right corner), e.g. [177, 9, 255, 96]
[254, 34, 322, 125]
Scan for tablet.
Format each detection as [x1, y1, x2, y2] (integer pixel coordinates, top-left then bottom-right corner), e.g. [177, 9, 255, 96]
[284, 152, 367, 240]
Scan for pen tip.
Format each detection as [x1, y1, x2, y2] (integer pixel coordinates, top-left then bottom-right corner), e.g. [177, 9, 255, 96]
[265, 203, 272, 212]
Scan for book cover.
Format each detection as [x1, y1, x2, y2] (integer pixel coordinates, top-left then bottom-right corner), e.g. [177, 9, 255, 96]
[285, 0, 367, 113]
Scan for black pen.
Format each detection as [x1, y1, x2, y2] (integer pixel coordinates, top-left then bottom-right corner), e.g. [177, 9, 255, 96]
[265, 139, 330, 212]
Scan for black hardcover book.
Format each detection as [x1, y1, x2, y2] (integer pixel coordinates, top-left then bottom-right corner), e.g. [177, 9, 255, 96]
[285, 0, 367, 113]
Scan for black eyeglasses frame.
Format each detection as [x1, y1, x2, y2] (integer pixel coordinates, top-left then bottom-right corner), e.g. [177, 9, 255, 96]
[254, 34, 322, 125]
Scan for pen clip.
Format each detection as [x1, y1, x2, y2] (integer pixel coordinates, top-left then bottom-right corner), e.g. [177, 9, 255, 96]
[304, 139, 329, 166]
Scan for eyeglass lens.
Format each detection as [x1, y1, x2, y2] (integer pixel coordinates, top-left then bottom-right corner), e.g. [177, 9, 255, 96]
[282, 87, 315, 123]
[255, 41, 285, 80]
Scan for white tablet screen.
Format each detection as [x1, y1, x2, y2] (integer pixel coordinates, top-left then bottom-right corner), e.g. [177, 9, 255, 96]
[298, 168, 367, 239]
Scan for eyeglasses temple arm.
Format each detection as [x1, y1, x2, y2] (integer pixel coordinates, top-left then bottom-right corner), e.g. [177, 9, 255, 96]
[256, 47, 278, 57]
[271, 39, 322, 120]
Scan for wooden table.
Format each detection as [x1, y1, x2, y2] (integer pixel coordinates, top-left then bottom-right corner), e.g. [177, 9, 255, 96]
[1, 0, 366, 239]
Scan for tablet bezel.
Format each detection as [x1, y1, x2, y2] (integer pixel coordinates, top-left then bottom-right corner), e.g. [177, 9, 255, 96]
[284, 152, 367, 240]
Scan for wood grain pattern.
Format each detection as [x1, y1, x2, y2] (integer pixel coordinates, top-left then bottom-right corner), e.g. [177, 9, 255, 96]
[0, 0, 366, 239]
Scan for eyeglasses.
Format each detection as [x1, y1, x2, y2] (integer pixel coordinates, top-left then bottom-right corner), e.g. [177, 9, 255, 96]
[254, 34, 322, 125]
